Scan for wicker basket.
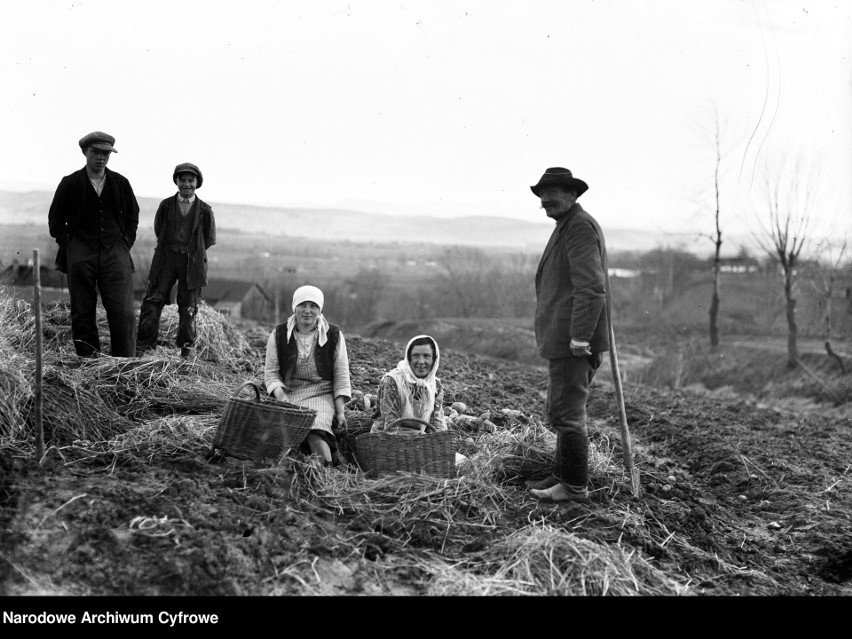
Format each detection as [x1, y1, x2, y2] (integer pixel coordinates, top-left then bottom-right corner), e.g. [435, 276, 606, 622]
[356, 417, 455, 478]
[212, 381, 317, 460]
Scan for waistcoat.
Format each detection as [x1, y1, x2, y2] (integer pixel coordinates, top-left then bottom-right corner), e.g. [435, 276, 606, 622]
[275, 323, 341, 382]
[76, 177, 123, 248]
[167, 200, 195, 252]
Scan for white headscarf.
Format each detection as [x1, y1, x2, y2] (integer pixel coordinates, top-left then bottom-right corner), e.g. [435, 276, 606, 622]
[286, 285, 330, 345]
[384, 335, 440, 421]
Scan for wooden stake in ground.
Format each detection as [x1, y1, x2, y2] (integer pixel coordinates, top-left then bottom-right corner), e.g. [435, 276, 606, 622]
[33, 249, 45, 461]
[605, 271, 640, 497]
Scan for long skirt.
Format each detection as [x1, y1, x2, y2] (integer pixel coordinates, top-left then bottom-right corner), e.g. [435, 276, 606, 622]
[287, 354, 336, 445]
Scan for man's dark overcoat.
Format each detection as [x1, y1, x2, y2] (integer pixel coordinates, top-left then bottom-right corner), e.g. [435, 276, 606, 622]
[47, 167, 140, 273]
[534, 202, 609, 358]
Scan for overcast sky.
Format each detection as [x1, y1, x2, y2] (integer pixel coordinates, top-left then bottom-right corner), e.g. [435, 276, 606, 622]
[1, 0, 850, 249]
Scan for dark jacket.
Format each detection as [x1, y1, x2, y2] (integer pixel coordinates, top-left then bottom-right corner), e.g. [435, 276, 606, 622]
[534, 202, 609, 358]
[47, 167, 140, 273]
[274, 323, 341, 382]
[147, 195, 216, 289]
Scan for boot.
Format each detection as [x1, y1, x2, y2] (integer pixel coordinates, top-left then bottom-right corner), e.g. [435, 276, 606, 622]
[525, 432, 563, 490]
[524, 475, 560, 491]
[530, 483, 590, 504]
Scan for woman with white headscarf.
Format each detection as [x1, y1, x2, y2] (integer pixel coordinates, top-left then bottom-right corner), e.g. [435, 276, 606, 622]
[371, 335, 446, 433]
[264, 285, 351, 465]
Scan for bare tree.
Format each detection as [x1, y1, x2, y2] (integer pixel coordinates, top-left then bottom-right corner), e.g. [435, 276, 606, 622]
[808, 236, 848, 372]
[323, 267, 388, 329]
[640, 247, 704, 308]
[705, 105, 724, 350]
[752, 156, 821, 368]
[692, 103, 722, 351]
[438, 247, 491, 317]
[691, 101, 734, 350]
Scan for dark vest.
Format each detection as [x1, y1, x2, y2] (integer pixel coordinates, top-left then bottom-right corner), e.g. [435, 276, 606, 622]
[76, 177, 123, 248]
[275, 323, 341, 382]
[167, 200, 195, 253]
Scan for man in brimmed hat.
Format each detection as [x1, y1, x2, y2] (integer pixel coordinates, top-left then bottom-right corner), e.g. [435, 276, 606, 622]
[48, 131, 140, 357]
[136, 162, 216, 357]
[526, 167, 609, 504]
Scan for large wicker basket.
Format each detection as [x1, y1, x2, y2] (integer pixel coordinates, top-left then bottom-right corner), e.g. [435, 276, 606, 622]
[356, 417, 455, 479]
[213, 381, 317, 460]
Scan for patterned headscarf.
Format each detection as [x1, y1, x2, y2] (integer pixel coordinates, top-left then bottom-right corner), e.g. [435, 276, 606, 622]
[286, 285, 330, 345]
[384, 335, 440, 421]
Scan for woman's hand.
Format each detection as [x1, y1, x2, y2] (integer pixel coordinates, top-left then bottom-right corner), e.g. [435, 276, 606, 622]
[332, 410, 348, 436]
[272, 387, 288, 402]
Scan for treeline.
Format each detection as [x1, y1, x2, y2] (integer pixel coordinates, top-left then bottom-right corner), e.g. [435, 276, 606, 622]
[232, 244, 851, 342]
[231, 246, 541, 329]
[4, 226, 849, 341]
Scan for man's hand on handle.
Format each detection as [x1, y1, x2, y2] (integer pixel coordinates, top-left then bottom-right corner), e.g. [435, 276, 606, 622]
[569, 338, 592, 358]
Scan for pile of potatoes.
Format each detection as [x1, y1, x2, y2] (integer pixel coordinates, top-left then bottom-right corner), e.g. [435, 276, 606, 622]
[345, 391, 528, 437]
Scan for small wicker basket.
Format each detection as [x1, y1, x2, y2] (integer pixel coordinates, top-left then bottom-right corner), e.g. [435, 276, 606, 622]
[213, 381, 317, 460]
[356, 417, 455, 478]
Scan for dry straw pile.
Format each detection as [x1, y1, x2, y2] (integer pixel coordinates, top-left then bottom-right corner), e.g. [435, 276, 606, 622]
[0, 290, 257, 451]
[280, 413, 690, 596]
[424, 523, 687, 596]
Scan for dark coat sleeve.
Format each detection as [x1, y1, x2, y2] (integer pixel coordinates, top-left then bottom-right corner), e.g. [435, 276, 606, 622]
[122, 177, 140, 248]
[147, 200, 170, 283]
[153, 200, 168, 238]
[563, 218, 607, 342]
[47, 174, 78, 273]
[48, 176, 72, 242]
[203, 204, 216, 250]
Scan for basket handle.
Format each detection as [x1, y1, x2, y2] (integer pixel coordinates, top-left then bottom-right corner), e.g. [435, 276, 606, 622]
[233, 380, 310, 413]
[387, 417, 436, 434]
[234, 381, 261, 401]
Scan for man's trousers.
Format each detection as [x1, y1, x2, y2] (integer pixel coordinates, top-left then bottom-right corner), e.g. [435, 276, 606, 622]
[136, 250, 200, 353]
[66, 238, 136, 358]
[546, 352, 604, 487]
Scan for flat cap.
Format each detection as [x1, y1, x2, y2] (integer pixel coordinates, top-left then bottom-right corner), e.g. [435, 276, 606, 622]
[172, 162, 203, 188]
[79, 131, 118, 153]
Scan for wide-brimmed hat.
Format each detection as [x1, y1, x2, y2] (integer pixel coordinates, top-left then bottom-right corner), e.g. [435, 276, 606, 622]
[172, 162, 203, 188]
[530, 167, 588, 197]
[79, 131, 118, 153]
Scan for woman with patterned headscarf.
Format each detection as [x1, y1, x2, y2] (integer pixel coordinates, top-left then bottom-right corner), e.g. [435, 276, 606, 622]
[371, 335, 468, 467]
[264, 285, 351, 465]
[371, 334, 446, 433]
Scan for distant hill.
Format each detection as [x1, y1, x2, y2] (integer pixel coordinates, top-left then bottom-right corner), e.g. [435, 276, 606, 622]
[0, 188, 675, 254]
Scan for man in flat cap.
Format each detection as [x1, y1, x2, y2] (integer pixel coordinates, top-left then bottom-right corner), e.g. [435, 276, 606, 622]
[526, 168, 609, 504]
[48, 131, 140, 357]
[136, 162, 216, 357]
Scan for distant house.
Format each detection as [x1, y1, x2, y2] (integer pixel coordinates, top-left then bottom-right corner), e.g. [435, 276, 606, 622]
[608, 267, 642, 279]
[203, 278, 271, 320]
[0, 261, 69, 304]
[1, 261, 67, 288]
[718, 256, 760, 274]
[131, 275, 271, 320]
